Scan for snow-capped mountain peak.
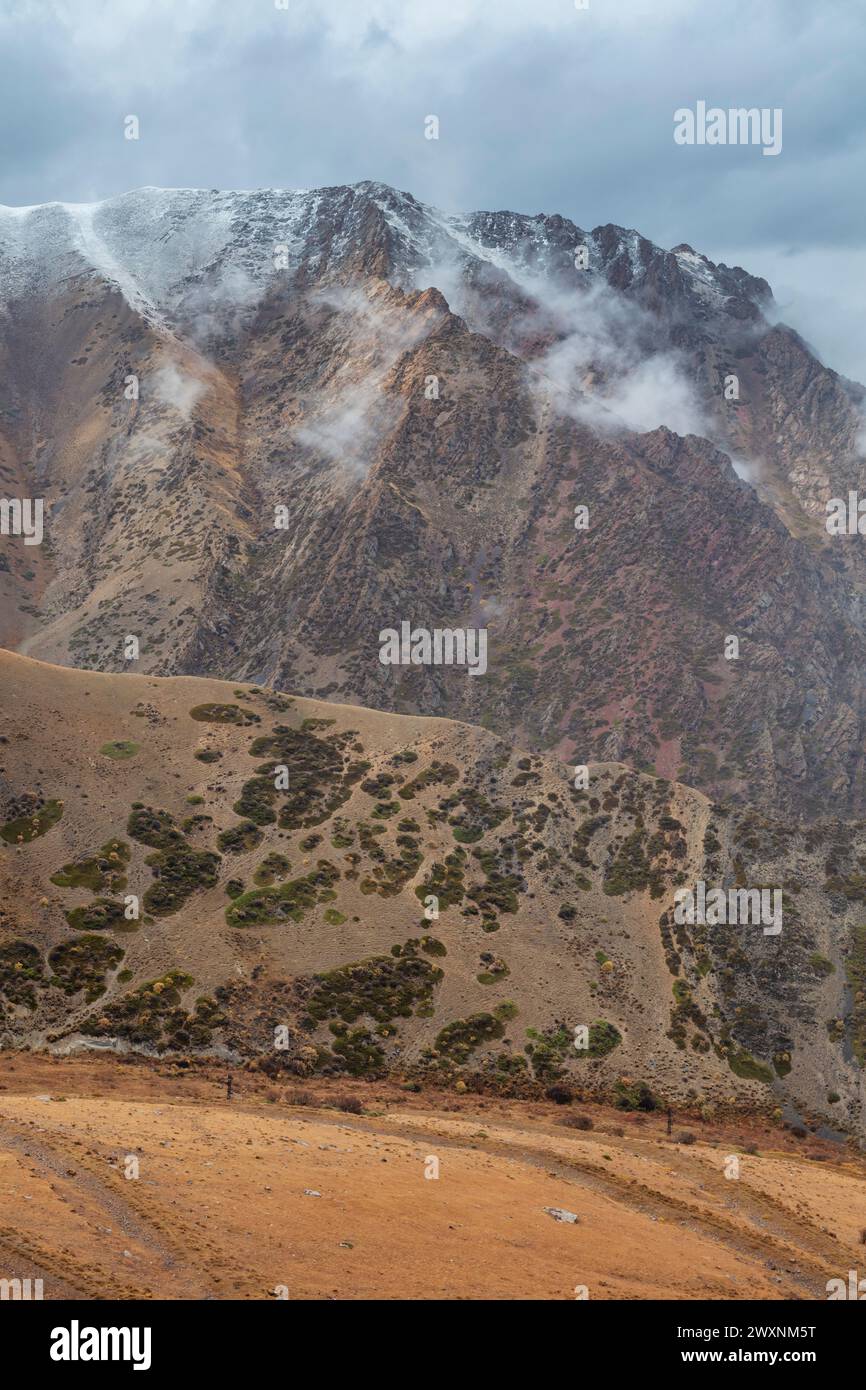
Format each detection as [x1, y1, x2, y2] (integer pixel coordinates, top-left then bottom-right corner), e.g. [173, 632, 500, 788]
[0, 182, 773, 330]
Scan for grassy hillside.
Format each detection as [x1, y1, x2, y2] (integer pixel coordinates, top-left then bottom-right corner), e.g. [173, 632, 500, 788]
[0, 650, 863, 1133]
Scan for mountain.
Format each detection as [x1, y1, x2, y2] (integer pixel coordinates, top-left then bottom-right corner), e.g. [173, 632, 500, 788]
[1, 649, 864, 1134]
[2, 181, 866, 820]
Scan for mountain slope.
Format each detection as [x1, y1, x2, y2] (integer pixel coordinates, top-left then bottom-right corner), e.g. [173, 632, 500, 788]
[2, 183, 866, 815]
[1, 649, 864, 1133]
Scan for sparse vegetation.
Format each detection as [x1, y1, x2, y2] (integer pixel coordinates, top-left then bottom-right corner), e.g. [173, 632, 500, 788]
[217, 821, 263, 854]
[0, 940, 45, 1010]
[82, 971, 225, 1050]
[99, 740, 139, 760]
[433, 1013, 505, 1064]
[1, 797, 63, 844]
[305, 951, 442, 1026]
[189, 703, 260, 725]
[64, 898, 131, 932]
[845, 921, 866, 1066]
[614, 1080, 659, 1111]
[51, 839, 130, 893]
[48, 935, 124, 1001]
[226, 861, 340, 926]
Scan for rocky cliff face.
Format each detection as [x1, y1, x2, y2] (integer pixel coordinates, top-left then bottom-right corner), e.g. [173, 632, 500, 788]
[2, 182, 866, 816]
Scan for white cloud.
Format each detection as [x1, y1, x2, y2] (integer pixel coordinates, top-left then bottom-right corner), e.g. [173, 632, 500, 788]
[719, 243, 866, 388]
[175, 265, 265, 348]
[422, 253, 708, 438]
[151, 360, 207, 419]
[293, 283, 442, 478]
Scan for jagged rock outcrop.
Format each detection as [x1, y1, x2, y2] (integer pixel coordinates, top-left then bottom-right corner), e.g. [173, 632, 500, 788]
[2, 181, 866, 816]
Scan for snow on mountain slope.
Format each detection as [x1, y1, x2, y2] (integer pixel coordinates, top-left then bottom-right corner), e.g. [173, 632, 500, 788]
[0, 181, 773, 331]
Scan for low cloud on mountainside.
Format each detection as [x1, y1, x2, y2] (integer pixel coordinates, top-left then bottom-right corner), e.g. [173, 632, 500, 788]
[294, 284, 443, 479]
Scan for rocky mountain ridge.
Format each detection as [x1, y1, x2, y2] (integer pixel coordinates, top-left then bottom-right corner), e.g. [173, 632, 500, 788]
[1, 182, 865, 816]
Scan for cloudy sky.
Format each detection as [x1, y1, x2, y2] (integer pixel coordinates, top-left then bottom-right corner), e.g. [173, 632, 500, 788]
[1, 0, 863, 378]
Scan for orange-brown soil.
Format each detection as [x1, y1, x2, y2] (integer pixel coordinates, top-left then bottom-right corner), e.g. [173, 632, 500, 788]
[0, 1055, 863, 1301]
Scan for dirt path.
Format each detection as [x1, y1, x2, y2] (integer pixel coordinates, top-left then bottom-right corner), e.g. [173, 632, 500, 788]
[1, 1074, 862, 1300]
[363, 1110, 849, 1297]
[0, 1110, 231, 1299]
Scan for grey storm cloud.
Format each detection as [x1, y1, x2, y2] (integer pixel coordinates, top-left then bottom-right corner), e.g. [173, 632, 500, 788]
[1, 0, 863, 378]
